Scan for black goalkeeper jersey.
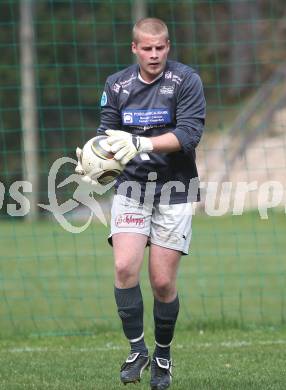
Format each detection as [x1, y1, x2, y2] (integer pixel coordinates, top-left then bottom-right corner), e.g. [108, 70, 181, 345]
[97, 60, 206, 204]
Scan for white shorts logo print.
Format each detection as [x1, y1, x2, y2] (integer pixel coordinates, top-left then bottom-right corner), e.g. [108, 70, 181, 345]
[115, 213, 145, 228]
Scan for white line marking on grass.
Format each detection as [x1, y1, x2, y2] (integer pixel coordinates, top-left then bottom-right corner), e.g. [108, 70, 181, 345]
[176, 339, 286, 349]
[3, 339, 286, 353]
[7, 347, 50, 353]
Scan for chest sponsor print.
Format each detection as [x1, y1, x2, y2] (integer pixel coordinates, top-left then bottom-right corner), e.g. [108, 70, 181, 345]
[122, 109, 171, 126]
[159, 85, 175, 95]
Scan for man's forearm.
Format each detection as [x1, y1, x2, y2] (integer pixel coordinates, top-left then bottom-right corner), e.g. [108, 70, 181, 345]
[150, 132, 181, 153]
[105, 130, 182, 165]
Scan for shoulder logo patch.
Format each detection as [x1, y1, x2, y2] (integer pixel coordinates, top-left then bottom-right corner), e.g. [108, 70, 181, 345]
[100, 91, 107, 106]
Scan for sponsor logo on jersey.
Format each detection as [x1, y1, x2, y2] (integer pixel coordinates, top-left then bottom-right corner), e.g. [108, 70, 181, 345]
[172, 74, 183, 85]
[120, 73, 137, 88]
[100, 91, 107, 106]
[122, 109, 171, 126]
[137, 124, 166, 131]
[115, 213, 145, 228]
[159, 85, 175, 95]
[165, 71, 172, 79]
[123, 112, 133, 124]
[112, 83, 121, 93]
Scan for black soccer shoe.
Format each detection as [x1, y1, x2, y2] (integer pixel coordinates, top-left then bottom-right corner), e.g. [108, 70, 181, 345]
[120, 352, 150, 384]
[150, 357, 173, 390]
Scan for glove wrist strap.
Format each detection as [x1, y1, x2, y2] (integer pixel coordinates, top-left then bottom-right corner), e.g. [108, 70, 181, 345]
[132, 135, 153, 153]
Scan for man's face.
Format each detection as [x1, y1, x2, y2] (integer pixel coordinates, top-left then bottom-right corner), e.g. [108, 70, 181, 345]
[132, 32, 170, 83]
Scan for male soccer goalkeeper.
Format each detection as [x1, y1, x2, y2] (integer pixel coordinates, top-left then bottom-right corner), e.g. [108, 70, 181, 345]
[77, 17, 205, 389]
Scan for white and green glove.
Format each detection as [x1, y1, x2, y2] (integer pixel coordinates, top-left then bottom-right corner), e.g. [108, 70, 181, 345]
[105, 130, 153, 165]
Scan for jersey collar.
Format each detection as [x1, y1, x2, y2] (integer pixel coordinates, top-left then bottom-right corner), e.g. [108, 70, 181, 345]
[137, 70, 164, 85]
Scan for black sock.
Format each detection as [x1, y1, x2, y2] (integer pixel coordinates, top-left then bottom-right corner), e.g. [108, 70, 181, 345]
[114, 284, 148, 355]
[153, 295, 180, 360]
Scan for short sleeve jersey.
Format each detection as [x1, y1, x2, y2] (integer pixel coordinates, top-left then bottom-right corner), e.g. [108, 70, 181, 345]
[97, 60, 206, 204]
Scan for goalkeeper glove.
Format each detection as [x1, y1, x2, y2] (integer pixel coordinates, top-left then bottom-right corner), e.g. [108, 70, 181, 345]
[75, 147, 84, 175]
[75, 147, 98, 185]
[105, 129, 153, 165]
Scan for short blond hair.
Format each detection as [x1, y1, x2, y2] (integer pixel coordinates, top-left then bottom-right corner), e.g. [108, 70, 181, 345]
[132, 18, 169, 43]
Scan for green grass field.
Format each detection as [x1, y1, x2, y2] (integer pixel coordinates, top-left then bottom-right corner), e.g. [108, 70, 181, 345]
[0, 211, 286, 388]
[0, 328, 285, 389]
[0, 211, 285, 336]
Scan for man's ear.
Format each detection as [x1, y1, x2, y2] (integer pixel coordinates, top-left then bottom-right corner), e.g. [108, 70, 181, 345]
[167, 40, 170, 53]
[131, 41, 137, 54]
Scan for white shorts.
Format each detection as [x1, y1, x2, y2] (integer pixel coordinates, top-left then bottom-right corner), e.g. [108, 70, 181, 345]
[109, 195, 193, 255]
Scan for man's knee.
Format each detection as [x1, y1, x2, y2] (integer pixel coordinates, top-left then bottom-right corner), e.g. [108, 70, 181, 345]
[115, 260, 136, 285]
[151, 277, 175, 300]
